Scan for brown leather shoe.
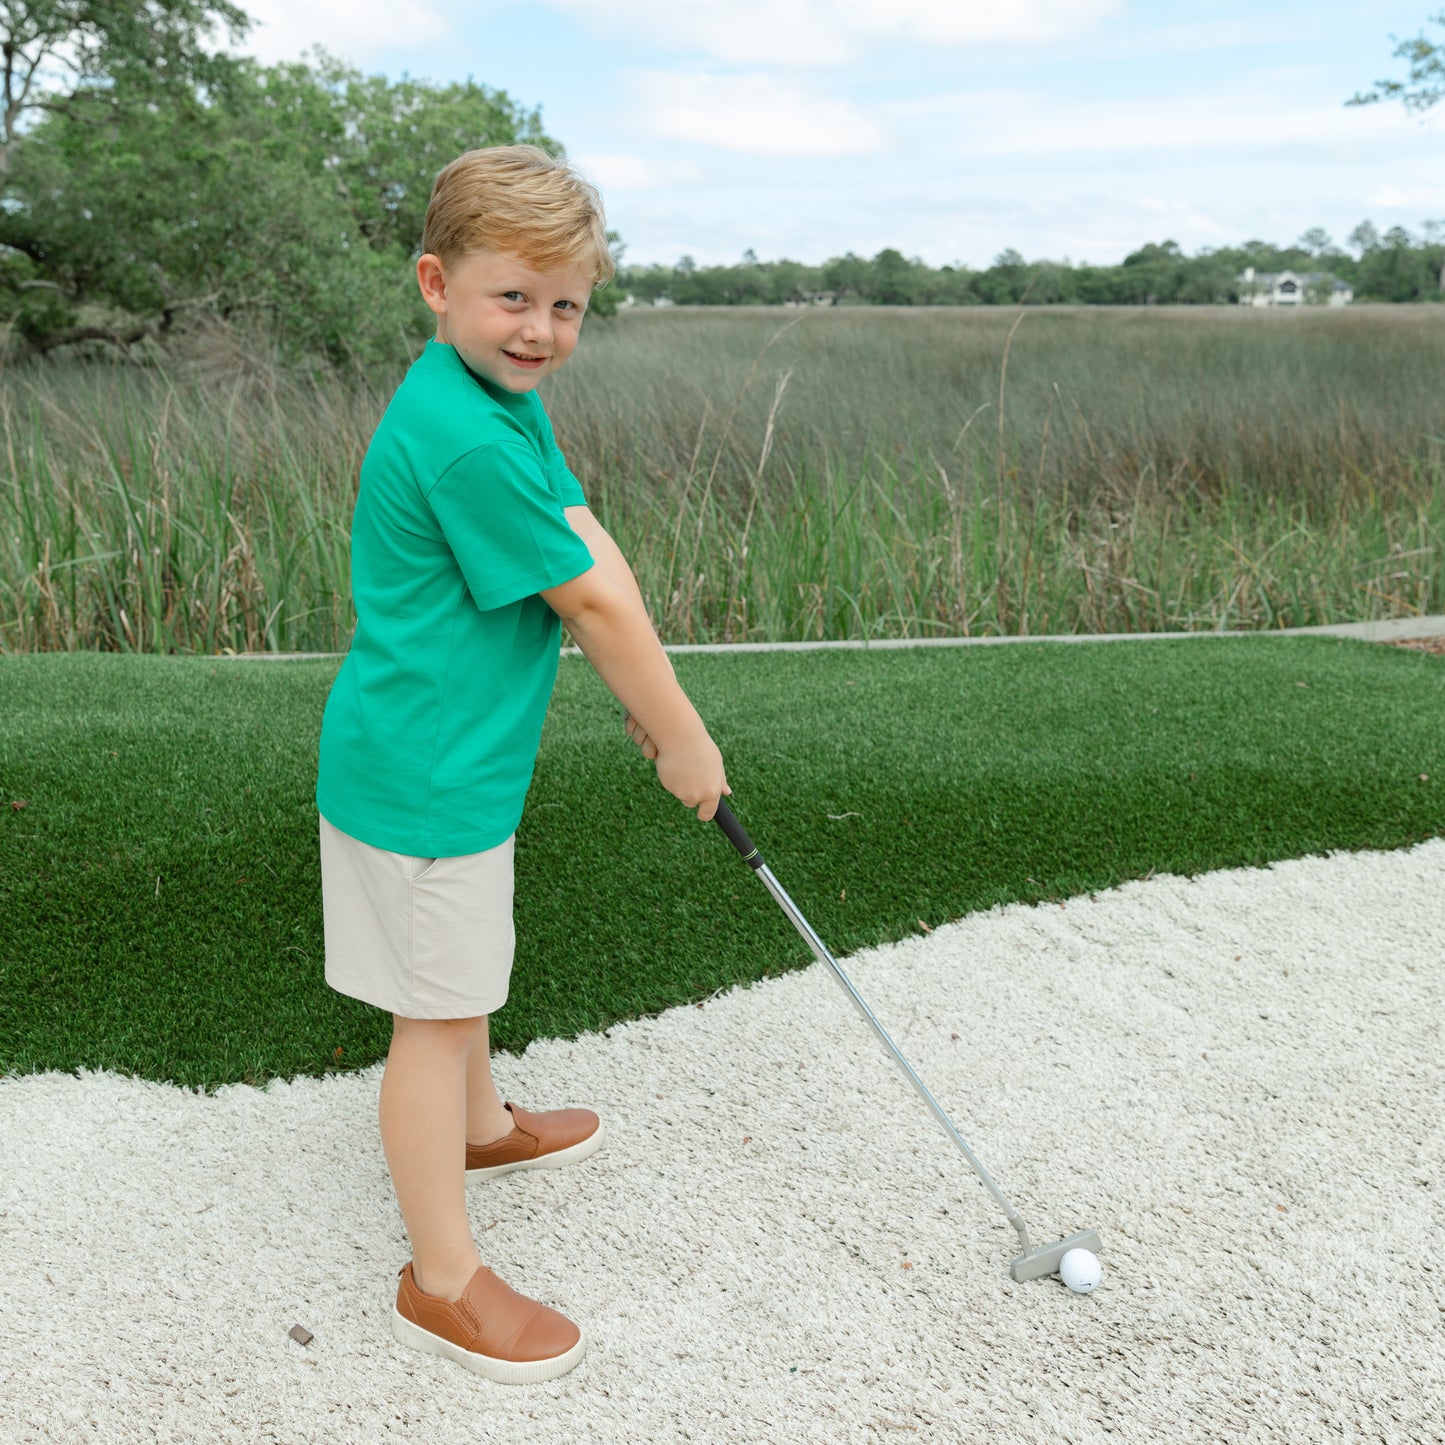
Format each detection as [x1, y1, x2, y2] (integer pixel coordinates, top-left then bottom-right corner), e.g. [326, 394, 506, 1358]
[465, 1101, 604, 1182]
[391, 1261, 585, 1384]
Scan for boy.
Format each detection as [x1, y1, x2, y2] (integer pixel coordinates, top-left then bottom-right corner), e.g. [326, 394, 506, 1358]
[316, 145, 728, 1385]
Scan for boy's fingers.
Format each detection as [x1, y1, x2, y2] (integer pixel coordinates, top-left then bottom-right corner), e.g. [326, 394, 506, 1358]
[622, 711, 659, 756]
[696, 781, 729, 821]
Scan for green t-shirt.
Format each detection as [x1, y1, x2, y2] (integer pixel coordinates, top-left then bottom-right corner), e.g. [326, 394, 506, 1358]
[316, 340, 595, 856]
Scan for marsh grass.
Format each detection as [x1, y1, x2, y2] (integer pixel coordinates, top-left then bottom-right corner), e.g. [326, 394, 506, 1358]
[2, 304, 1441, 651]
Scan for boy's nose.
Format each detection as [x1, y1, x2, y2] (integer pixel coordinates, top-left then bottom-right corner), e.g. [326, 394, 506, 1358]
[519, 310, 553, 346]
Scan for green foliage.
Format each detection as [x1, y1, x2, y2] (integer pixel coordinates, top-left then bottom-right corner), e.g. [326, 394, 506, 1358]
[0, 246, 70, 342]
[300, 54, 556, 257]
[1348, 9, 1445, 113]
[0, 21, 567, 366]
[1355, 223, 1445, 301]
[0, 1, 251, 157]
[582, 231, 628, 319]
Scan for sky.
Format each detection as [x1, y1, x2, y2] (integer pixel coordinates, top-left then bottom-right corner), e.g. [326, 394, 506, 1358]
[234, 0, 1445, 270]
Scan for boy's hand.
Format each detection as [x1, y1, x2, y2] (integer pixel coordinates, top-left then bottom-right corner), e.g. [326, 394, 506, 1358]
[622, 709, 659, 761]
[654, 733, 730, 822]
[623, 710, 728, 820]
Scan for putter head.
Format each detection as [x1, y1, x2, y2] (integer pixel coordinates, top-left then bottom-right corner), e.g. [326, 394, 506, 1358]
[1010, 1228, 1102, 1283]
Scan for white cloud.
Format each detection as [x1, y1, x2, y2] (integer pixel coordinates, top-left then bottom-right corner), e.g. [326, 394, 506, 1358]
[1366, 184, 1445, 210]
[573, 154, 707, 190]
[236, 0, 451, 64]
[1064, 15, 1332, 60]
[632, 71, 889, 156]
[553, 0, 1121, 66]
[889, 85, 1426, 157]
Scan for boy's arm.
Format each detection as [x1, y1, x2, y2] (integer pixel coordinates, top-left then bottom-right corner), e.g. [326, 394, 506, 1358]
[564, 504, 672, 758]
[540, 560, 728, 821]
[563, 506, 651, 620]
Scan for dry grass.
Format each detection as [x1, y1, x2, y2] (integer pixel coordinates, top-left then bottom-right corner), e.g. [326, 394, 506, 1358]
[1, 304, 1441, 652]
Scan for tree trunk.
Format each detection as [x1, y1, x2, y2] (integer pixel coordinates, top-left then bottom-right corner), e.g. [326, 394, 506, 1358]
[17, 322, 157, 359]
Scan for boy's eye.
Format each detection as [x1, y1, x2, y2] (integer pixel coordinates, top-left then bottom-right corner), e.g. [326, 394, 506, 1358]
[502, 291, 525, 302]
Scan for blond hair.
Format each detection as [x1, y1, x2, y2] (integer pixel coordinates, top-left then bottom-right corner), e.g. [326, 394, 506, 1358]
[421, 145, 614, 287]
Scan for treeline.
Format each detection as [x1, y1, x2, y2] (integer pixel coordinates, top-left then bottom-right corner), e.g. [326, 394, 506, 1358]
[618, 229, 1445, 308]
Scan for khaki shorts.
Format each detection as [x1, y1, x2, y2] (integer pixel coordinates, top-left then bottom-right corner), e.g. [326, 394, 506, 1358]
[319, 813, 515, 1020]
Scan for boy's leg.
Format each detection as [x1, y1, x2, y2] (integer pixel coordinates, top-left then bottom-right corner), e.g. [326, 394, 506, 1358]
[462, 1014, 514, 1147]
[379, 1013, 487, 1301]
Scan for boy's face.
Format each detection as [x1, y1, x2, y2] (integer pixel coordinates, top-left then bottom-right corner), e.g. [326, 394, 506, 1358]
[416, 248, 592, 394]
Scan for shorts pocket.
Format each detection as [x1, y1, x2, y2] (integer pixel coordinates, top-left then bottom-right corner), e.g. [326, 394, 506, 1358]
[409, 855, 442, 883]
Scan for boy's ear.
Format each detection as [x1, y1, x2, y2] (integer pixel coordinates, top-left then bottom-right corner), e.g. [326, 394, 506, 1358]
[416, 254, 448, 317]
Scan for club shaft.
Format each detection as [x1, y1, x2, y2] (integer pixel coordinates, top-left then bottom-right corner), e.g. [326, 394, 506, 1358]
[754, 861, 1033, 1257]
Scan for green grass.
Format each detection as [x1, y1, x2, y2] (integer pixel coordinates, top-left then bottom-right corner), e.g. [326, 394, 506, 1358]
[2, 305, 1441, 650]
[2, 640, 1441, 1094]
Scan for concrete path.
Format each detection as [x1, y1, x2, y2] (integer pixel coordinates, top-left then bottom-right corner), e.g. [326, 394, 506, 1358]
[219, 614, 1445, 661]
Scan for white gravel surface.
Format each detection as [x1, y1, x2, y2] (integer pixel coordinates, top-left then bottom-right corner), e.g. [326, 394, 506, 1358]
[3, 839, 1443, 1444]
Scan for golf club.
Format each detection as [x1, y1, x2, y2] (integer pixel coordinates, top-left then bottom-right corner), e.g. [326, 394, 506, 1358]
[712, 798, 1102, 1284]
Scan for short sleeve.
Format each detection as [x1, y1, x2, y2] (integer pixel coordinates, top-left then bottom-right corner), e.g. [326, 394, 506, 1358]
[531, 397, 587, 508]
[427, 440, 594, 611]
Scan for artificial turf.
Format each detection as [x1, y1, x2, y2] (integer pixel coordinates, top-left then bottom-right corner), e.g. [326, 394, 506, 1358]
[1, 638, 1441, 1093]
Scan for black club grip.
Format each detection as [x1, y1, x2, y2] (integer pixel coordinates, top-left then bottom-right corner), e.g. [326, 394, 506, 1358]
[713, 799, 764, 870]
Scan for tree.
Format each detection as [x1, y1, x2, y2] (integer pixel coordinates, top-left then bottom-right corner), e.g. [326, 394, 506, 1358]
[1118, 240, 1186, 304]
[820, 251, 870, 302]
[1347, 10, 1445, 113]
[764, 257, 818, 305]
[1, 2, 252, 350]
[868, 247, 918, 304]
[975, 248, 1027, 304]
[587, 231, 625, 318]
[0, 1, 258, 348]
[310, 54, 553, 256]
[0, 1, 251, 176]
[4, 58, 385, 357]
[1355, 223, 1441, 300]
[615, 262, 671, 304]
[0, 52, 566, 363]
[1348, 220, 1382, 255]
[1177, 252, 1236, 305]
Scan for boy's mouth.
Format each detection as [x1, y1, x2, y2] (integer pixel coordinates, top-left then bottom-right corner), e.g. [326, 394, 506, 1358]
[503, 350, 548, 368]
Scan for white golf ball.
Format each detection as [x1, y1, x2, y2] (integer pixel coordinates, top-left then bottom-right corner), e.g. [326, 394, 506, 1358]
[1060, 1248, 1102, 1294]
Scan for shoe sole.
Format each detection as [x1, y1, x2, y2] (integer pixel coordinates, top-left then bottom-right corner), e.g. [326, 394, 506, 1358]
[391, 1306, 586, 1384]
[465, 1119, 606, 1182]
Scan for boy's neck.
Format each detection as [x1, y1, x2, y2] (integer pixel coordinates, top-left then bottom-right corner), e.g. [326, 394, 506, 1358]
[429, 339, 533, 411]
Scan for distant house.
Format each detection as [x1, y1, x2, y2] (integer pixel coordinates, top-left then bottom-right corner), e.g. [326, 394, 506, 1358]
[1236, 266, 1353, 307]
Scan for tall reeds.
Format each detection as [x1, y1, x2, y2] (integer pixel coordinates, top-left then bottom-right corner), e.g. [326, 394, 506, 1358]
[1, 304, 1440, 652]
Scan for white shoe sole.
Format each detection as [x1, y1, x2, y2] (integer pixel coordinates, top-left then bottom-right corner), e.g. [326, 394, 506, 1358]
[391, 1308, 586, 1385]
[465, 1119, 606, 1182]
